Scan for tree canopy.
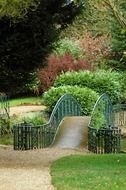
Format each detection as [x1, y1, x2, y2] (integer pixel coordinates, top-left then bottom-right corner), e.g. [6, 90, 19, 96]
[0, 0, 84, 95]
[0, 0, 39, 19]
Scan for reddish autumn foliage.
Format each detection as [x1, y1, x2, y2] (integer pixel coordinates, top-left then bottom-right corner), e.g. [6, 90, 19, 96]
[38, 53, 92, 92]
[79, 32, 111, 66]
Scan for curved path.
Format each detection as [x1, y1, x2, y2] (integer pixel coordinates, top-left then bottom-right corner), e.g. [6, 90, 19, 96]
[0, 147, 88, 190]
[0, 109, 89, 190]
[10, 105, 46, 116]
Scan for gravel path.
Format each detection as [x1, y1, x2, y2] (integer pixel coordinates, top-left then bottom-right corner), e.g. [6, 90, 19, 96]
[0, 106, 89, 189]
[0, 146, 88, 190]
[10, 105, 46, 116]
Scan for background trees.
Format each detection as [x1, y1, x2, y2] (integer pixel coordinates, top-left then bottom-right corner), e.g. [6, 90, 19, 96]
[0, 0, 83, 96]
[0, 0, 125, 96]
[0, 0, 39, 19]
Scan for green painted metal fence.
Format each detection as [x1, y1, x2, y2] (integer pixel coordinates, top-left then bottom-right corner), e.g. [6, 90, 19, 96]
[88, 127, 121, 154]
[13, 94, 82, 150]
[13, 93, 123, 152]
[88, 94, 121, 154]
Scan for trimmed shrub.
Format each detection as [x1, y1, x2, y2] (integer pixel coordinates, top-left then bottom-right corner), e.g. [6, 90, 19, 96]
[38, 53, 91, 92]
[54, 70, 125, 103]
[43, 86, 99, 115]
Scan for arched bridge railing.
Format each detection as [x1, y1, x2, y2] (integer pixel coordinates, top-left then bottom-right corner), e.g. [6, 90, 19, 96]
[41, 93, 82, 147]
[88, 93, 121, 154]
[88, 93, 114, 129]
[13, 93, 82, 150]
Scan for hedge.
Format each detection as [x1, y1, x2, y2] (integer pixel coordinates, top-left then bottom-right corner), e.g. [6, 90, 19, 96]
[54, 70, 125, 103]
[43, 86, 99, 115]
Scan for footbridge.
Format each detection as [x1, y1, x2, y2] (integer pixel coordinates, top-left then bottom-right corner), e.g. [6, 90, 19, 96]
[13, 93, 125, 153]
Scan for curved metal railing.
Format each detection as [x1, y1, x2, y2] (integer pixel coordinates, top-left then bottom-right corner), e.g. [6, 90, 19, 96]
[13, 93, 82, 149]
[88, 93, 121, 153]
[42, 93, 82, 146]
[88, 93, 114, 129]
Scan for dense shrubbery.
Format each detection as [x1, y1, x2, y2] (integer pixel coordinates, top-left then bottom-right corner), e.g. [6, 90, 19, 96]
[79, 32, 111, 68]
[38, 53, 91, 92]
[54, 70, 125, 103]
[53, 39, 83, 59]
[43, 86, 99, 115]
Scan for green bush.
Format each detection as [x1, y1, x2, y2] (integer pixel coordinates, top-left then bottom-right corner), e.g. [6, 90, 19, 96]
[54, 70, 125, 103]
[89, 101, 108, 129]
[10, 112, 46, 127]
[43, 86, 99, 115]
[53, 39, 83, 59]
[0, 117, 11, 136]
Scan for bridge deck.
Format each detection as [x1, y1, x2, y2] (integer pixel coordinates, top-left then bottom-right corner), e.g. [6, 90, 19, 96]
[51, 116, 90, 149]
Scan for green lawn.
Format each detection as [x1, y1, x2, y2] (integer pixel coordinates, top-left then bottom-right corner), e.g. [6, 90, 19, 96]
[51, 154, 126, 190]
[9, 96, 42, 107]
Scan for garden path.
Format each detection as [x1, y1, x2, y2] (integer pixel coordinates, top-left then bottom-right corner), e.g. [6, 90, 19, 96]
[0, 105, 89, 190]
[0, 146, 88, 190]
[10, 105, 46, 116]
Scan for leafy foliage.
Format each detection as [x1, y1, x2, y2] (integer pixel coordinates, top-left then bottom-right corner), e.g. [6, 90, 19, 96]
[0, 0, 38, 19]
[0, 0, 83, 96]
[0, 117, 11, 136]
[109, 18, 126, 70]
[53, 38, 83, 59]
[54, 70, 125, 103]
[11, 112, 46, 126]
[43, 86, 99, 115]
[79, 32, 111, 68]
[38, 53, 91, 92]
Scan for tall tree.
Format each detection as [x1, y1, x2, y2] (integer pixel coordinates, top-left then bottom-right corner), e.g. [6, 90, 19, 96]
[0, 0, 83, 96]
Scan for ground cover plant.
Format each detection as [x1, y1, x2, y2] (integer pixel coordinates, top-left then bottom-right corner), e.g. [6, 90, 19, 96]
[51, 154, 126, 190]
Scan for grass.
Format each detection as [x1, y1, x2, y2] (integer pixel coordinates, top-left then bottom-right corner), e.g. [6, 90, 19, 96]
[0, 134, 13, 145]
[51, 154, 126, 190]
[9, 96, 42, 107]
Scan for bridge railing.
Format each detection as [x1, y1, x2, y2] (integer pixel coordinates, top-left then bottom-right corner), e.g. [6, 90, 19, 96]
[13, 93, 82, 150]
[88, 94, 121, 154]
[88, 127, 121, 154]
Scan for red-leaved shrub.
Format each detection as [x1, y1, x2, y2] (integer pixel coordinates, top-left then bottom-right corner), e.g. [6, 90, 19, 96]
[79, 32, 111, 66]
[38, 53, 92, 92]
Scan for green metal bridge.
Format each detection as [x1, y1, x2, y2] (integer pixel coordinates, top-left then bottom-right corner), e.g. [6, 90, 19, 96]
[12, 93, 126, 153]
[1, 93, 125, 153]
[13, 94, 82, 150]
